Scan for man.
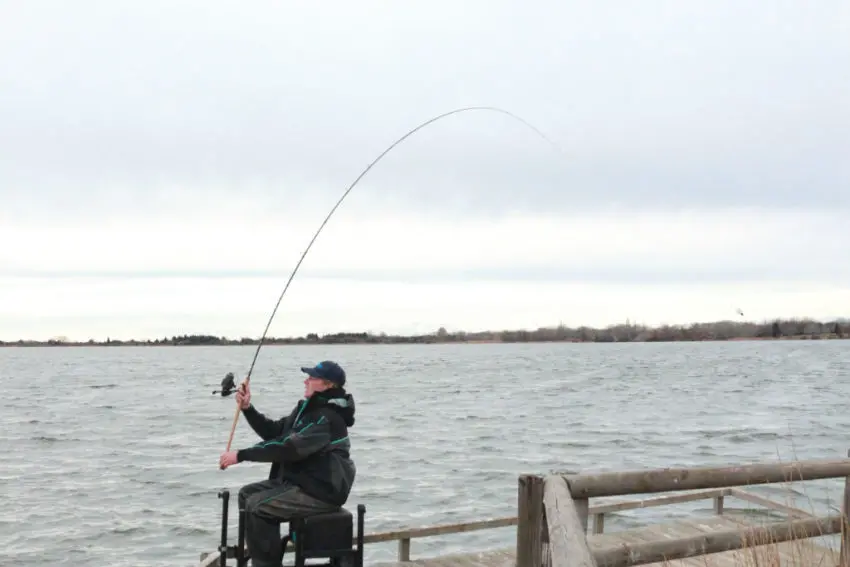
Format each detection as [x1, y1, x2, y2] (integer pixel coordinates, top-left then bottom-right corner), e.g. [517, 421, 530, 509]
[219, 360, 356, 567]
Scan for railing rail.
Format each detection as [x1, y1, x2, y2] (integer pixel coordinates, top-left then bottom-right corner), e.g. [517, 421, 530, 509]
[565, 457, 850, 499]
[593, 514, 842, 567]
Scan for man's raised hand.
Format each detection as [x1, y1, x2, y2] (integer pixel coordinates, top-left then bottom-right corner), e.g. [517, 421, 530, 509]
[235, 380, 251, 409]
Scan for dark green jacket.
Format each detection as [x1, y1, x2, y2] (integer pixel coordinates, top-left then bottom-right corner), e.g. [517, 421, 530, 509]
[237, 387, 356, 507]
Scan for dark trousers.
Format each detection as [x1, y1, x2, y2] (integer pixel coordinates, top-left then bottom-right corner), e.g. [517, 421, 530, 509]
[238, 479, 339, 567]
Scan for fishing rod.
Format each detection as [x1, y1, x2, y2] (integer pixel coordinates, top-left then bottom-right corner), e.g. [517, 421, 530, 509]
[217, 105, 568, 455]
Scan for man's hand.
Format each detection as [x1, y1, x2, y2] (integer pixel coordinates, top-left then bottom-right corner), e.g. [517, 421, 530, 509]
[219, 451, 239, 470]
[235, 381, 251, 409]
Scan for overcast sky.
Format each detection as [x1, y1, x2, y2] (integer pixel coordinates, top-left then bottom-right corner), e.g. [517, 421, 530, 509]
[2, 1, 848, 341]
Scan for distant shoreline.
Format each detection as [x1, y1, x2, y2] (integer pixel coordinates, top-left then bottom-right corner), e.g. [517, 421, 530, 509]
[2, 317, 846, 346]
[0, 336, 846, 348]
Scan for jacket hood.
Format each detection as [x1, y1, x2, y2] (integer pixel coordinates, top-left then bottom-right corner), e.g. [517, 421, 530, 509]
[313, 387, 356, 427]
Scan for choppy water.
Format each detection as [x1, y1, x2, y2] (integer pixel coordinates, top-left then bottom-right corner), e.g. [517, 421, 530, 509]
[1, 341, 849, 566]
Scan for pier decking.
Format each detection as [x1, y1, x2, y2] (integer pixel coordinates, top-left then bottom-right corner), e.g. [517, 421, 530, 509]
[365, 486, 840, 567]
[198, 453, 850, 567]
[368, 515, 836, 567]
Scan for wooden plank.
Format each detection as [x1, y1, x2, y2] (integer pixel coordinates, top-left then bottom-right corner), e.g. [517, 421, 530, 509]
[591, 488, 730, 515]
[565, 457, 850, 498]
[364, 517, 517, 544]
[543, 475, 597, 567]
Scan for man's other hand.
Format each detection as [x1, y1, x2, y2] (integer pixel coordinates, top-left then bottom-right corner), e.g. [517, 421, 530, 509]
[219, 451, 239, 470]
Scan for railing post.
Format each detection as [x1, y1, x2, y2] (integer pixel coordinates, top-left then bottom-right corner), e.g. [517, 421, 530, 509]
[574, 496, 589, 533]
[841, 449, 850, 567]
[517, 474, 545, 567]
[398, 538, 411, 562]
[713, 494, 724, 515]
[592, 513, 604, 534]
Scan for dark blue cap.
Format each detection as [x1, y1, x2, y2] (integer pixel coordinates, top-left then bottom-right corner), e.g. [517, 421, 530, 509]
[300, 360, 346, 387]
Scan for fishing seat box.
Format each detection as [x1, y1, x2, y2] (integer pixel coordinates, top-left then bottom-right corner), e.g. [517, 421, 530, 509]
[287, 507, 354, 558]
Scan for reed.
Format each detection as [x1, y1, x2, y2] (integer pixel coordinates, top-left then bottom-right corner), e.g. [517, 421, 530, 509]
[660, 445, 846, 567]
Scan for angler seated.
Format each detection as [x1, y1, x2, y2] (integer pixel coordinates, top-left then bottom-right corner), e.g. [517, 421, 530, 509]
[219, 361, 357, 567]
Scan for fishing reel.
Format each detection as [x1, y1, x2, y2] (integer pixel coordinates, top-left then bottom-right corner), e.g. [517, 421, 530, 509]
[212, 372, 238, 397]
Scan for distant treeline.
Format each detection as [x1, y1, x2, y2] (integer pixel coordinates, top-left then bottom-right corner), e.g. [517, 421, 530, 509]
[2, 317, 847, 346]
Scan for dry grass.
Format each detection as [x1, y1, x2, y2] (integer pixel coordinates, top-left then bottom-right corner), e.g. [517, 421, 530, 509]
[657, 443, 848, 567]
[656, 514, 843, 567]
[731, 520, 837, 567]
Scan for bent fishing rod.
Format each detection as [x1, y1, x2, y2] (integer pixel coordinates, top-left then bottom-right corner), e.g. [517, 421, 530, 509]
[218, 105, 568, 455]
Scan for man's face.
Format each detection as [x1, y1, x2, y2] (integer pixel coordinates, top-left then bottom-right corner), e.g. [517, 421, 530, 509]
[304, 376, 331, 398]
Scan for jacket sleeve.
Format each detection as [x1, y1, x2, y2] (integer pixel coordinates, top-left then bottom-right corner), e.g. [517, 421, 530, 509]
[237, 414, 331, 463]
[241, 404, 287, 441]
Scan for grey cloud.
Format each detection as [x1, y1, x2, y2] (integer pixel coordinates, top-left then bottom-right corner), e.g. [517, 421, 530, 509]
[0, 266, 847, 285]
[4, 252, 850, 285]
[2, 1, 848, 218]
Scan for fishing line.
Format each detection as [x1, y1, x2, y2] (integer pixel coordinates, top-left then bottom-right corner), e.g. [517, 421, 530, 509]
[222, 105, 568, 454]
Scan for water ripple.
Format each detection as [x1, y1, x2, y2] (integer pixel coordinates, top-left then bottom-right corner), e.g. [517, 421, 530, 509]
[1, 341, 848, 566]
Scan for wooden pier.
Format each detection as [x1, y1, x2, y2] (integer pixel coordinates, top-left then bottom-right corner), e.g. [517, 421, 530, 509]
[199, 453, 850, 567]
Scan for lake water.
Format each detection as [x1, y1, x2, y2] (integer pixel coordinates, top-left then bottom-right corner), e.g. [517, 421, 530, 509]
[1, 341, 848, 567]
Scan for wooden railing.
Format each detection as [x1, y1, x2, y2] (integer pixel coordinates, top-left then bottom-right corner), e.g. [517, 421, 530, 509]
[366, 487, 751, 561]
[361, 477, 830, 562]
[518, 452, 850, 567]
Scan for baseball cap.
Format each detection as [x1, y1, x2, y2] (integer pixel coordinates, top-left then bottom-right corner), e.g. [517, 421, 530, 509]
[300, 360, 346, 387]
